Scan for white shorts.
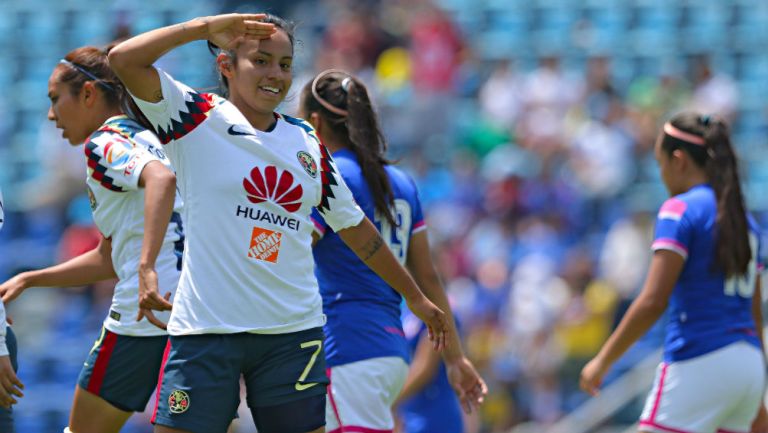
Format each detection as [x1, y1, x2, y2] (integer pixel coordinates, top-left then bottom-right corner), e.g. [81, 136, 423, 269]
[326, 357, 409, 433]
[639, 341, 766, 433]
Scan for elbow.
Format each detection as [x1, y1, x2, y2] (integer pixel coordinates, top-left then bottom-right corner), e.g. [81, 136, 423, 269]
[107, 45, 129, 76]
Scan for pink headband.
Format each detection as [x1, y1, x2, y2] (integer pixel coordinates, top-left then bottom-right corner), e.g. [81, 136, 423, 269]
[664, 123, 705, 146]
[311, 69, 351, 117]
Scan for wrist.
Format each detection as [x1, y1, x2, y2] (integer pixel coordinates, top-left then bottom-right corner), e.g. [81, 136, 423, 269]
[138, 261, 156, 271]
[17, 272, 33, 289]
[183, 17, 210, 40]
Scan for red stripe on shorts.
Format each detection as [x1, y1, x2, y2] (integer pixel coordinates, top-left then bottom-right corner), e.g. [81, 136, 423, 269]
[326, 368, 343, 427]
[86, 330, 119, 394]
[638, 420, 695, 433]
[649, 363, 668, 422]
[328, 426, 393, 433]
[151, 339, 172, 424]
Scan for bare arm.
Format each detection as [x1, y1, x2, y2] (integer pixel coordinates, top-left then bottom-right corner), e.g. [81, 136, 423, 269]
[395, 332, 441, 405]
[580, 249, 683, 395]
[337, 217, 447, 350]
[0, 236, 116, 303]
[109, 14, 274, 102]
[136, 162, 176, 327]
[752, 277, 764, 351]
[406, 231, 487, 412]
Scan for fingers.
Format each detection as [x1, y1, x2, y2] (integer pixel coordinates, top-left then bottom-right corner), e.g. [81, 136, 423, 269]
[143, 310, 168, 330]
[140, 292, 173, 311]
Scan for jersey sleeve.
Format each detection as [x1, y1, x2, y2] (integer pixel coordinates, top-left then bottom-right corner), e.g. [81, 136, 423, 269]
[652, 197, 693, 260]
[84, 131, 160, 192]
[130, 68, 216, 145]
[409, 177, 426, 235]
[316, 144, 365, 232]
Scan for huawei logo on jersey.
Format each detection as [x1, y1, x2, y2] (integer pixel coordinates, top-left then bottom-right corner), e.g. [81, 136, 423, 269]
[243, 166, 303, 213]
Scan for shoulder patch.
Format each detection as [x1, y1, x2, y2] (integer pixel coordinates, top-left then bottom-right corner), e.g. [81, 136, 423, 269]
[658, 198, 687, 222]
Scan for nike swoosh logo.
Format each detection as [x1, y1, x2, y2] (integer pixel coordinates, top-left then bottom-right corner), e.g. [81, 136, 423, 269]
[295, 382, 319, 391]
[228, 125, 257, 137]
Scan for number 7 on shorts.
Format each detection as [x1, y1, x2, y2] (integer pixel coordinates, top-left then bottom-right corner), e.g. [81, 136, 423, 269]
[295, 340, 323, 391]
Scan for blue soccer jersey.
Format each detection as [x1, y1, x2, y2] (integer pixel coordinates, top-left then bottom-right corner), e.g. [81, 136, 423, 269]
[311, 149, 426, 367]
[652, 184, 762, 362]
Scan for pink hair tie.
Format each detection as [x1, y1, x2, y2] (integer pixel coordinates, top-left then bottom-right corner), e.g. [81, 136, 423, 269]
[311, 69, 350, 117]
[664, 123, 705, 146]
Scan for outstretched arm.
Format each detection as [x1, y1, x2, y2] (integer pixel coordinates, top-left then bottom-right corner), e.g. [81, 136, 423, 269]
[406, 231, 487, 413]
[337, 217, 448, 351]
[109, 13, 275, 102]
[0, 236, 116, 303]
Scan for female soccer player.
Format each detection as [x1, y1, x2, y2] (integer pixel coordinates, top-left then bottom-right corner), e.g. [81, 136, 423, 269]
[0, 45, 183, 433]
[109, 13, 448, 433]
[300, 69, 485, 433]
[0, 188, 23, 433]
[580, 113, 768, 433]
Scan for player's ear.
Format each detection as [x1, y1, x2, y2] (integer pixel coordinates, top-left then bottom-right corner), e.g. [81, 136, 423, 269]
[217, 52, 234, 79]
[307, 112, 322, 133]
[81, 81, 96, 107]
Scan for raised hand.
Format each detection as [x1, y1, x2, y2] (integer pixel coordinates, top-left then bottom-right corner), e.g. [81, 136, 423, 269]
[203, 13, 276, 51]
[406, 296, 448, 352]
[445, 357, 487, 414]
[579, 357, 609, 397]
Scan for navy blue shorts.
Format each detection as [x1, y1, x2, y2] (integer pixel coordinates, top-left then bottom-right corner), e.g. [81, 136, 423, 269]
[0, 327, 18, 433]
[152, 327, 328, 433]
[77, 327, 168, 412]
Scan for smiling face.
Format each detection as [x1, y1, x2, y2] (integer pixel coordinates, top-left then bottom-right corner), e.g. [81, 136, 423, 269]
[47, 68, 93, 145]
[223, 29, 294, 119]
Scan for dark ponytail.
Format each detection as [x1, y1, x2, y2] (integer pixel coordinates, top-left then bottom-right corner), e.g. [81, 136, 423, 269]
[661, 112, 751, 276]
[301, 70, 397, 227]
[59, 43, 153, 132]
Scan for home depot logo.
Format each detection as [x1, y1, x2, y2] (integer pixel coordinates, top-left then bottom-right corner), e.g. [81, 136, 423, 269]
[248, 227, 283, 263]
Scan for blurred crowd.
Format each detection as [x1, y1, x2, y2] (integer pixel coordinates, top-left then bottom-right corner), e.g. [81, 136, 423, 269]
[1, 0, 767, 432]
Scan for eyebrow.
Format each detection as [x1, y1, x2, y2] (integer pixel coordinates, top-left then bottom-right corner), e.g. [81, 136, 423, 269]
[256, 50, 293, 60]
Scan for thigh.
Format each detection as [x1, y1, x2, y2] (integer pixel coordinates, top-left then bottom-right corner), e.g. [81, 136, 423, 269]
[152, 334, 241, 433]
[251, 393, 326, 433]
[0, 327, 17, 433]
[326, 357, 409, 432]
[78, 328, 168, 412]
[244, 327, 329, 408]
[69, 386, 132, 433]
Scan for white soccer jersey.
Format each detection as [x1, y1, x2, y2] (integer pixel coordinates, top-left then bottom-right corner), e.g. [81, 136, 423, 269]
[131, 69, 364, 336]
[85, 115, 184, 336]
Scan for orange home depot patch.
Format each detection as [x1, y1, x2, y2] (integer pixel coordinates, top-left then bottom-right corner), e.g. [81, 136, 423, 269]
[248, 227, 283, 263]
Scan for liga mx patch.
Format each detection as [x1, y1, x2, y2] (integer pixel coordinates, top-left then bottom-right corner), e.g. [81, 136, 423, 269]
[168, 389, 190, 414]
[248, 226, 282, 263]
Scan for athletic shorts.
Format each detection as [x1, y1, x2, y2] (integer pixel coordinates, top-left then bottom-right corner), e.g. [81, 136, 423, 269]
[639, 341, 766, 433]
[326, 357, 409, 433]
[0, 327, 18, 433]
[77, 327, 168, 412]
[152, 327, 328, 433]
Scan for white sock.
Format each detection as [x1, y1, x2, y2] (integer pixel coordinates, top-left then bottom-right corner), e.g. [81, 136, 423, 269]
[63, 428, 73, 433]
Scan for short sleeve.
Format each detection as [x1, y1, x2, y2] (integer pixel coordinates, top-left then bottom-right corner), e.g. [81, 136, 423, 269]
[130, 68, 217, 145]
[409, 178, 426, 235]
[85, 131, 159, 192]
[652, 197, 693, 260]
[316, 144, 365, 232]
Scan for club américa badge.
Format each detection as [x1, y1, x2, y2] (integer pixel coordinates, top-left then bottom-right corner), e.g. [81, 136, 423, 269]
[297, 151, 318, 178]
[169, 389, 190, 414]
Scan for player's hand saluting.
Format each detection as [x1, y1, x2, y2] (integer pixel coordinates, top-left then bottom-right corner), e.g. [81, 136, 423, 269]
[406, 296, 448, 352]
[203, 13, 276, 51]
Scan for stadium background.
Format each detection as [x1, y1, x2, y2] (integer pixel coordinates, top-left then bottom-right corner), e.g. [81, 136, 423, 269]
[0, 0, 767, 431]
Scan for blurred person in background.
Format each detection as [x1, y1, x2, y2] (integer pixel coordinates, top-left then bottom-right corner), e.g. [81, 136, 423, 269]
[300, 69, 485, 433]
[110, 13, 448, 433]
[580, 113, 768, 433]
[0, 44, 183, 433]
[0, 186, 24, 433]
